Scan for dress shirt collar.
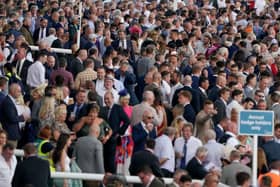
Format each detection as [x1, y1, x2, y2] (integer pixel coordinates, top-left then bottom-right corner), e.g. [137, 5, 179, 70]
[270, 169, 280, 175]
[141, 121, 149, 134]
[199, 87, 206, 94]
[195, 157, 202, 165]
[225, 131, 236, 137]
[146, 175, 155, 187]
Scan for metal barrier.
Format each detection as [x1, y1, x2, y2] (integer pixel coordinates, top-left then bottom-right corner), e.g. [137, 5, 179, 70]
[29, 46, 72, 54]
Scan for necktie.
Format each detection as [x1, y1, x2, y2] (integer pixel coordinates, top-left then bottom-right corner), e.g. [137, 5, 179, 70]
[107, 106, 111, 120]
[180, 140, 188, 169]
[40, 28, 44, 39]
[75, 104, 81, 118]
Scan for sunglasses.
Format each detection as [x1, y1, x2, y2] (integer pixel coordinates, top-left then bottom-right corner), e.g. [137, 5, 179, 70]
[147, 116, 154, 119]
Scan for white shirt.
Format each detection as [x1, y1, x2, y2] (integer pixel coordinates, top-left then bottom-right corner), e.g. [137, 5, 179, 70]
[16, 58, 26, 76]
[226, 100, 244, 118]
[42, 34, 57, 47]
[154, 134, 175, 172]
[161, 80, 171, 104]
[0, 155, 17, 187]
[174, 136, 202, 169]
[38, 27, 47, 41]
[113, 78, 125, 92]
[97, 88, 119, 106]
[95, 79, 104, 94]
[226, 132, 239, 148]
[27, 61, 46, 88]
[170, 82, 183, 104]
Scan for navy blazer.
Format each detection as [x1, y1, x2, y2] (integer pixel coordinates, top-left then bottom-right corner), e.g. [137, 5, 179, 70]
[132, 122, 157, 153]
[33, 27, 49, 44]
[172, 86, 201, 114]
[111, 39, 135, 62]
[0, 96, 24, 140]
[208, 85, 220, 102]
[213, 98, 227, 125]
[100, 104, 130, 137]
[0, 91, 5, 105]
[186, 157, 208, 180]
[66, 103, 88, 130]
[183, 104, 196, 124]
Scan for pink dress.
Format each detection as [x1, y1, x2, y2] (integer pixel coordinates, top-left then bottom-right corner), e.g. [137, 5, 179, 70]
[115, 105, 134, 175]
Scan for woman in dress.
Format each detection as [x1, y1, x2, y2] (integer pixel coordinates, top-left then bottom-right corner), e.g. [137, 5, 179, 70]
[52, 133, 72, 187]
[39, 96, 56, 128]
[73, 104, 112, 143]
[115, 90, 134, 175]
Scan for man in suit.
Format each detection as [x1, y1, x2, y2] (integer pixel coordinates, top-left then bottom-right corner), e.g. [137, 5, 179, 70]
[186, 147, 209, 180]
[0, 83, 29, 146]
[66, 89, 88, 130]
[0, 77, 7, 105]
[198, 76, 209, 107]
[12, 43, 32, 87]
[137, 165, 165, 187]
[213, 87, 230, 125]
[221, 150, 251, 186]
[33, 18, 49, 44]
[99, 91, 130, 173]
[172, 75, 201, 113]
[178, 90, 195, 124]
[20, 17, 34, 45]
[208, 75, 227, 102]
[270, 92, 280, 122]
[130, 139, 163, 177]
[166, 169, 188, 187]
[112, 30, 135, 62]
[115, 61, 139, 105]
[69, 49, 88, 79]
[12, 143, 50, 187]
[261, 136, 280, 166]
[132, 110, 157, 153]
[194, 100, 217, 143]
[74, 125, 104, 187]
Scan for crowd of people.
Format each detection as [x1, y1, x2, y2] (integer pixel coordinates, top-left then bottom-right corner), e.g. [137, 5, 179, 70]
[0, 0, 280, 187]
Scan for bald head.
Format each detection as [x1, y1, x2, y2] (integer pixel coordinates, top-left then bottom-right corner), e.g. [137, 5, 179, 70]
[89, 124, 100, 137]
[183, 75, 192, 86]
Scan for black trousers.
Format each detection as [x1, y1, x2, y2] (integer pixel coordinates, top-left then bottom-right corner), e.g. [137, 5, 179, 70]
[103, 141, 117, 173]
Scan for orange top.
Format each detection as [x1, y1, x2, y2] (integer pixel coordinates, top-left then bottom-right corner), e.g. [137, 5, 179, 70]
[258, 171, 280, 187]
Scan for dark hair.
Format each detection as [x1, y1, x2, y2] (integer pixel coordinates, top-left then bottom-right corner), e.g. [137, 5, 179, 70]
[236, 172, 250, 185]
[146, 139, 155, 149]
[52, 133, 70, 164]
[231, 89, 243, 98]
[246, 73, 256, 84]
[3, 143, 15, 150]
[275, 123, 280, 130]
[179, 174, 192, 183]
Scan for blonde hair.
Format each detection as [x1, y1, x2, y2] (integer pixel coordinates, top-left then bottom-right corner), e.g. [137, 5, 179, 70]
[55, 104, 67, 121]
[39, 97, 55, 120]
[171, 116, 187, 137]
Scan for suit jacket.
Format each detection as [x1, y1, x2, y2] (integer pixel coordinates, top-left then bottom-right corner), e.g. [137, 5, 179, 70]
[221, 162, 251, 186]
[132, 122, 157, 153]
[194, 110, 214, 143]
[213, 98, 227, 125]
[74, 135, 104, 173]
[129, 149, 163, 177]
[20, 26, 34, 45]
[33, 27, 49, 44]
[214, 125, 225, 142]
[66, 103, 88, 130]
[69, 58, 84, 79]
[13, 59, 32, 85]
[271, 103, 280, 122]
[183, 104, 196, 124]
[99, 104, 130, 137]
[207, 85, 220, 102]
[186, 157, 208, 179]
[112, 39, 135, 62]
[261, 140, 280, 165]
[172, 86, 201, 113]
[191, 75, 200, 90]
[198, 88, 208, 108]
[149, 177, 165, 187]
[12, 156, 50, 187]
[0, 91, 5, 105]
[0, 96, 24, 140]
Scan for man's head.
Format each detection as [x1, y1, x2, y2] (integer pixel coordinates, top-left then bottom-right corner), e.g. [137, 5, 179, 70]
[232, 89, 243, 103]
[275, 123, 280, 139]
[219, 87, 231, 102]
[230, 150, 241, 162]
[182, 123, 193, 140]
[89, 124, 100, 138]
[178, 90, 192, 105]
[204, 173, 220, 187]
[104, 91, 114, 107]
[236, 172, 250, 187]
[78, 49, 88, 61]
[195, 146, 208, 162]
[40, 18, 48, 28]
[164, 127, 176, 140]
[203, 100, 214, 114]
[75, 89, 86, 105]
[142, 109, 154, 124]
[9, 83, 21, 99]
[137, 166, 153, 186]
[204, 129, 216, 142]
[97, 67, 106, 80]
[47, 55, 56, 68]
[23, 143, 37, 158]
[242, 97, 255, 110]
[2, 143, 15, 161]
[36, 50, 48, 64]
[173, 169, 188, 185]
[179, 174, 192, 187]
[0, 76, 7, 91]
[142, 91, 155, 105]
[104, 75, 114, 90]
